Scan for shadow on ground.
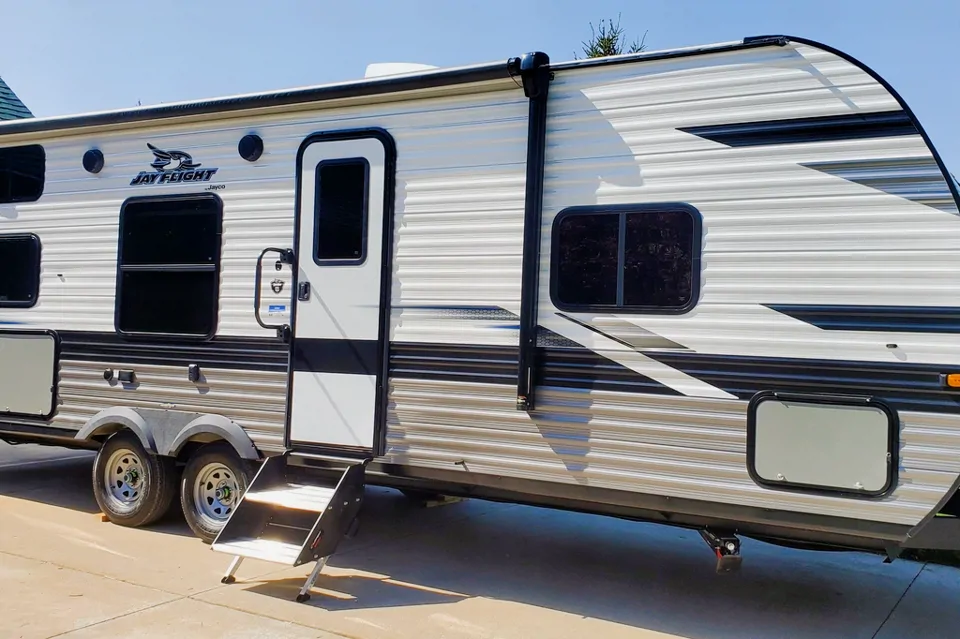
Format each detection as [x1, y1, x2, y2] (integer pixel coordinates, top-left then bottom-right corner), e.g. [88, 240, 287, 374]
[232, 486, 957, 639]
[0, 443, 192, 537]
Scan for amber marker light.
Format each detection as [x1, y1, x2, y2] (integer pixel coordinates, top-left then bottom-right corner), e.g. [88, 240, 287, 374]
[943, 374, 960, 388]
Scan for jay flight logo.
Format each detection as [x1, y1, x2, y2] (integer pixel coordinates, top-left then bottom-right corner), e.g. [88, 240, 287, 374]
[130, 143, 219, 186]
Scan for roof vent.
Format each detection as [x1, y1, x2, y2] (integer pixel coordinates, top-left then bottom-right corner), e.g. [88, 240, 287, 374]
[364, 62, 438, 78]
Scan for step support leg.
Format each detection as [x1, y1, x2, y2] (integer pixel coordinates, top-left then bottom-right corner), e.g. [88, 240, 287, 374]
[295, 557, 328, 603]
[221, 556, 243, 584]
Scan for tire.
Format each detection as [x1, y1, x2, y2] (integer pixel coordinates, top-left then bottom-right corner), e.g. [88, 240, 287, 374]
[180, 442, 252, 544]
[93, 431, 177, 528]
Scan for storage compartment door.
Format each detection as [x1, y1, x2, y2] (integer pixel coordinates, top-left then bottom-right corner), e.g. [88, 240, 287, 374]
[0, 331, 58, 419]
[747, 393, 897, 496]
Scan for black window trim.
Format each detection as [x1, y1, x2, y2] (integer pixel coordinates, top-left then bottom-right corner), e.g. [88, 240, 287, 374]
[313, 156, 370, 267]
[113, 192, 224, 341]
[549, 202, 703, 315]
[0, 232, 42, 308]
[0, 144, 45, 204]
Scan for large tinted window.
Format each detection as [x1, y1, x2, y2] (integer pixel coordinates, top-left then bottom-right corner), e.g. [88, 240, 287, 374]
[551, 205, 700, 313]
[117, 271, 218, 336]
[116, 195, 222, 337]
[120, 203, 220, 265]
[0, 234, 41, 307]
[0, 145, 45, 204]
[314, 159, 368, 263]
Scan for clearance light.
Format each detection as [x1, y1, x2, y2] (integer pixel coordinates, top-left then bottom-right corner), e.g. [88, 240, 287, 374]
[943, 374, 960, 389]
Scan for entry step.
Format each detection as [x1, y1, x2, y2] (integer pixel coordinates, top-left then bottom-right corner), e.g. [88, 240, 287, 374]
[242, 484, 336, 512]
[212, 453, 368, 602]
[214, 538, 302, 565]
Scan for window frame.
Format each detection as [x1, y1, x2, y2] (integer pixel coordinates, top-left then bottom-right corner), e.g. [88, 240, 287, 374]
[0, 233, 42, 308]
[549, 202, 703, 315]
[0, 144, 45, 204]
[113, 193, 223, 340]
[312, 157, 370, 267]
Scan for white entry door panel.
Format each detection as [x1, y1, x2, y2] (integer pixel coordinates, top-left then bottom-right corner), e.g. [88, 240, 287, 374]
[287, 132, 392, 455]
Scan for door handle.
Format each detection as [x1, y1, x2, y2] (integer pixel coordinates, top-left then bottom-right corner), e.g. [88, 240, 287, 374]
[298, 281, 311, 301]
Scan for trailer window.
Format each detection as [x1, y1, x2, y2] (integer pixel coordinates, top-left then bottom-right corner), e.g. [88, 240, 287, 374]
[0, 145, 45, 204]
[551, 204, 701, 313]
[314, 159, 368, 264]
[115, 195, 222, 337]
[0, 234, 41, 307]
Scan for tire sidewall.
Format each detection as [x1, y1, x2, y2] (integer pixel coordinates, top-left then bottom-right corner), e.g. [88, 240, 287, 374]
[181, 443, 252, 544]
[93, 431, 169, 527]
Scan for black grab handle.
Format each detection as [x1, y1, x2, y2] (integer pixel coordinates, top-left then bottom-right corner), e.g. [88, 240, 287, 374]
[254, 247, 295, 337]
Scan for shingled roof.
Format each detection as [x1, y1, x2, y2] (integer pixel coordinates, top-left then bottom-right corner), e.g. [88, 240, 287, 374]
[0, 76, 32, 120]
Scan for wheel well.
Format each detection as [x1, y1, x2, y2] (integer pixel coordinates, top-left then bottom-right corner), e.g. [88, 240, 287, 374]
[173, 436, 233, 465]
[76, 409, 155, 451]
[90, 430, 250, 468]
[81, 423, 153, 453]
[87, 424, 127, 443]
[77, 409, 261, 462]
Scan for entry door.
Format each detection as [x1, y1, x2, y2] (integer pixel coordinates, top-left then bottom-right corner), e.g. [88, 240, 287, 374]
[287, 132, 392, 455]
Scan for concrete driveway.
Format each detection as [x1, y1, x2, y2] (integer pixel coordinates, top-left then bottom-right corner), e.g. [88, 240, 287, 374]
[1, 441, 959, 639]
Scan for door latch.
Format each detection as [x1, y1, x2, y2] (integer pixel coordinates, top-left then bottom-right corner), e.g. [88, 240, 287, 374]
[298, 281, 311, 301]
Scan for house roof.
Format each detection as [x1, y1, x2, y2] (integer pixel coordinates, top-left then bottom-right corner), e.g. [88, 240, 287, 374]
[0, 76, 32, 120]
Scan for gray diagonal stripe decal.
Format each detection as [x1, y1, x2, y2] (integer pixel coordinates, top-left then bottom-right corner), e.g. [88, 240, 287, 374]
[801, 157, 958, 214]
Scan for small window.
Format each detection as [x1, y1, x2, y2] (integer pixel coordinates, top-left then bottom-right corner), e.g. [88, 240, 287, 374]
[0, 234, 41, 307]
[314, 159, 368, 264]
[551, 204, 701, 313]
[0, 145, 45, 204]
[116, 195, 222, 337]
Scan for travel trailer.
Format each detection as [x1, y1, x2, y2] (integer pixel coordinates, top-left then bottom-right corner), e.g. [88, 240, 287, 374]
[2, 34, 960, 600]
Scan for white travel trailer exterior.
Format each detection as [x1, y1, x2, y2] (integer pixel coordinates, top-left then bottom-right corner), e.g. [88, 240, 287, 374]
[2, 36, 960, 584]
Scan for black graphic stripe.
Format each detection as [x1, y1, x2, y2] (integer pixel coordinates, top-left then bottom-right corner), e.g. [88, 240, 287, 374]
[642, 351, 960, 415]
[767, 304, 960, 334]
[389, 343, 679, 396]
[393, 305, 519, 321]
[57, 333, 960, 415]
[680, 111, 917, 147]
[537, 348, 681, 396]
[390, 343, 960, 413]
[536, 326, 583, 349]
[292, 338, 378, 375]
[390, 344, 518, 386]
[59, 331, 289, 372]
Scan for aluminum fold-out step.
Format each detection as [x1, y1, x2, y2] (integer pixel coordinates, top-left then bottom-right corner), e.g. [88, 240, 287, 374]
[211, 452, 367, 602]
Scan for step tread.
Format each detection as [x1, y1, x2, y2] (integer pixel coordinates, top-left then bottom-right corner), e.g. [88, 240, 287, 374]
[212, 538, 303, 564]
[243, 484, 336, 511]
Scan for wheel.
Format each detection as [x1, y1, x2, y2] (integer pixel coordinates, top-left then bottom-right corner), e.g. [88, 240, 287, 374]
[181, 442, 252, 544]
[296, 593, 311, 603]
[93, 431, 177, 528]
[221, 576, 236, 585]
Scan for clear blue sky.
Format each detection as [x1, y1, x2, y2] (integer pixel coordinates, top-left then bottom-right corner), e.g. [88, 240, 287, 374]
[2, 0, 958, 170]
